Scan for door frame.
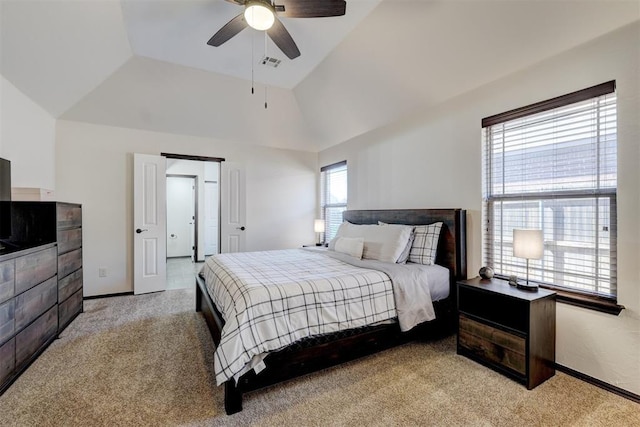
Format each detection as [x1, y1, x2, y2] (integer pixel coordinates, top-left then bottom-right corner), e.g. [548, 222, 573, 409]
[161, 153, 225, 257]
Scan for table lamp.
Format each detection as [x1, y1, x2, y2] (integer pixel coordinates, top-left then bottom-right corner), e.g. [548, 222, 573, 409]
[314, 219, 325, 246]
[513, 229, 543, 290]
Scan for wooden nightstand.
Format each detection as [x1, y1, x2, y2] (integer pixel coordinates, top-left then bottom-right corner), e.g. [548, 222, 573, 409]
[457, 276, 556, 389]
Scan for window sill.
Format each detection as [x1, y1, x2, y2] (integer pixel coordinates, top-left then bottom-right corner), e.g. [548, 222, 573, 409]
[492, 274, 624, 315]
[540, 286, 624, 315]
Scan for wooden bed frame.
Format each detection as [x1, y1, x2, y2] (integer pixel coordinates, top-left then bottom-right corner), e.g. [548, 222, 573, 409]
[195, 209, 467, 414]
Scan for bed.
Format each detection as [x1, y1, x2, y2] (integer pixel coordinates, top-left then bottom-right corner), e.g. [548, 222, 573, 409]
[195, 209, 467, 414]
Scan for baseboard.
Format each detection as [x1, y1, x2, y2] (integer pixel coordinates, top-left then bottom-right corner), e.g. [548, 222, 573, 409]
[556, 364, 640, 404]
[83, 291, 134, 300]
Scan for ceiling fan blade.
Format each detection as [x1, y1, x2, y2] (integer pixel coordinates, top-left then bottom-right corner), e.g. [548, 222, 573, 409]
[224, 0, 245, 5]
[207, 13, 248, 47]
[267, 18, 301, 59]
[276, 0, 346, 18]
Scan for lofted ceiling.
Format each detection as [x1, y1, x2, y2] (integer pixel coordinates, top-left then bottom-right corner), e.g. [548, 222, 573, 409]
[1, 1, 639, 152]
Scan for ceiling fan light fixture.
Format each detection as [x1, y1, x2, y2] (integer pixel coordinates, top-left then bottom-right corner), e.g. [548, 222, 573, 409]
[244, 2, 275, 31]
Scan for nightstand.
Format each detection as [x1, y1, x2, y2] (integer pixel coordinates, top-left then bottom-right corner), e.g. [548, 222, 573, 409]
[457, 276, 556, 389]
[301, 246, 328, 254]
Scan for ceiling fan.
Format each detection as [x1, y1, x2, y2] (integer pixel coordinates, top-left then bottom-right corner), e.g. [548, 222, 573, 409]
[207, 0, 347, 60]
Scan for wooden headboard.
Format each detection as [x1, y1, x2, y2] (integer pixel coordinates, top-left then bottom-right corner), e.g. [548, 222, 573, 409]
[342, 209, 467, 285]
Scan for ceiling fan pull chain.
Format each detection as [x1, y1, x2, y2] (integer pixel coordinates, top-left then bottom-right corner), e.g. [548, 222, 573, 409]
[251, 31, 255, 94]
[264, 31, 268, 108]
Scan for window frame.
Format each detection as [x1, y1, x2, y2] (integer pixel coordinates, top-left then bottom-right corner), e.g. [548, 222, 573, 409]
[481, 81, 623, 315]
[320, 160, 347, 244]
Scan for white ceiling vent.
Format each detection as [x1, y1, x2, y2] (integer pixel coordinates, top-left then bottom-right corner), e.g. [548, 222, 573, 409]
[261, 56, 282, 68]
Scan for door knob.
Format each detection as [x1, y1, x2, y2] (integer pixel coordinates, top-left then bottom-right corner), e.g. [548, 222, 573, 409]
[136, 228, 148, 234]
[236, 226, 246, 231]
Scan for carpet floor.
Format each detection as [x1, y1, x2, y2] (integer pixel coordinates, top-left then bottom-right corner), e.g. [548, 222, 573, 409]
[0, 289, 637, 426]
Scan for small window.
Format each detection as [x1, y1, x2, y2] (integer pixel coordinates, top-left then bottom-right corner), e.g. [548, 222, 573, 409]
[320, 161, 347, 242]
[482, 81, 617, 300]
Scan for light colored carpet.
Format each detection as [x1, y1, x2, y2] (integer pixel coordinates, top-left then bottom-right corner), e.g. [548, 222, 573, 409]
[0, 289, 637, 426]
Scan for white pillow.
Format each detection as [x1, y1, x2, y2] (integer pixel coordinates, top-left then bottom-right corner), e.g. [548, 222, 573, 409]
[408, 222, 443, 265]
[333, 237, 364, 259]
[328, 222, 351, 250]
[378, 221, 415, 264]
[330, 222, 413, 263]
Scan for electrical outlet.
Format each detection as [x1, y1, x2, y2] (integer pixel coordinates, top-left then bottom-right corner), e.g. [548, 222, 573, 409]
[98, 268, 107, 278]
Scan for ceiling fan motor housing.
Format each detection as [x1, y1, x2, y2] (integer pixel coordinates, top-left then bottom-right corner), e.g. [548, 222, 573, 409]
[244, 0, 276, 31]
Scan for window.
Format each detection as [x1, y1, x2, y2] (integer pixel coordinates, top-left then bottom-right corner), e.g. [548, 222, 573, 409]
[321, 161, 347, 242]
[482, 81, 617, 301]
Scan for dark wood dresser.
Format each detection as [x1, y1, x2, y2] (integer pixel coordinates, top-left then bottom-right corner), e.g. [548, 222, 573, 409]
[457, 276, 556, 389]
[0, 202, 83, 394]
[55, 203, 83, 332]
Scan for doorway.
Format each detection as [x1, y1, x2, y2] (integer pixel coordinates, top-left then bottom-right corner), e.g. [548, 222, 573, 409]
[134, 153, 243, 294]
[166, 175, 196, 260]
[164, 157, 220, 290]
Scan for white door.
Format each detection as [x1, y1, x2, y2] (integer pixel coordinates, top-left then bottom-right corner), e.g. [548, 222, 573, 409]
[204, 181, 219, 255]
[166, 176, 195, 258]
[220, 162, 246, 253]
[134, 153, 167, 294]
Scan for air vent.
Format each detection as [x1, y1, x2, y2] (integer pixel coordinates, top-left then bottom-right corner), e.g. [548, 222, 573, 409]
[261, 56, 281, 68]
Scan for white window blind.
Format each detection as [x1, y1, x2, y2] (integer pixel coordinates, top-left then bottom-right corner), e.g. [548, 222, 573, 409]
[482, 81, 617, 299]
[321, 161, 347, 242]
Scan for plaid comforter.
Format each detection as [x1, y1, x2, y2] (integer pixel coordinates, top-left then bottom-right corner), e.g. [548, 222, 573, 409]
[201, 249, 396, 385]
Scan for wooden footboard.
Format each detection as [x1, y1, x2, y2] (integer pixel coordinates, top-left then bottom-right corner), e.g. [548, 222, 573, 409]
[196, 274, 453, 414]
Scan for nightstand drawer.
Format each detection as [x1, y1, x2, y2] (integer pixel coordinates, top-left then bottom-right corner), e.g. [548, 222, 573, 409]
[459, 314, 526, 375]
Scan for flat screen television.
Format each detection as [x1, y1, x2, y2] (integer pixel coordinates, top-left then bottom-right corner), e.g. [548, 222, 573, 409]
[0, 157, 11, 241]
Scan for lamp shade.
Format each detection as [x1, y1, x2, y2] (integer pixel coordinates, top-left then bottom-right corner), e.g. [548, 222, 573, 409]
[314, 219, 325, 233]
[513, 229, 544, 260]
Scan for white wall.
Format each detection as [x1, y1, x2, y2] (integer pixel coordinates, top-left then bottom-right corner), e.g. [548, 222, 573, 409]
[319, 22, 640, 396]
[0, 75, 56, 189]
[55, 120, 317, 296]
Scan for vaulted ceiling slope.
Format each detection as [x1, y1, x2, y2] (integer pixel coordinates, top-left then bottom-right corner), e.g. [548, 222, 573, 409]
[1, 1, 638, 152]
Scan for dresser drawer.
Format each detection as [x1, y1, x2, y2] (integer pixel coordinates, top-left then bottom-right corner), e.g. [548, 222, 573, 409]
[458, 314, 526, 376]
[0, 260, 15, 305]
[56, 204, 82, 230]
[0, 300, 15, 345]
[57, 228, 82, 254]
[58, 248, 82, 279]
[0, 337, 15, 387]
[59, 289, 82, 330]
[15, 247, 57, 294]
[58, 268, 83, 303]
[15, 305, 57, 367]
[14, 276, 57, 332]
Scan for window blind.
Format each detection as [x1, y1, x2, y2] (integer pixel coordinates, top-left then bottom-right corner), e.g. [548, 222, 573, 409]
[321, 161, 347, 242]
[482, 82, 617, 299]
